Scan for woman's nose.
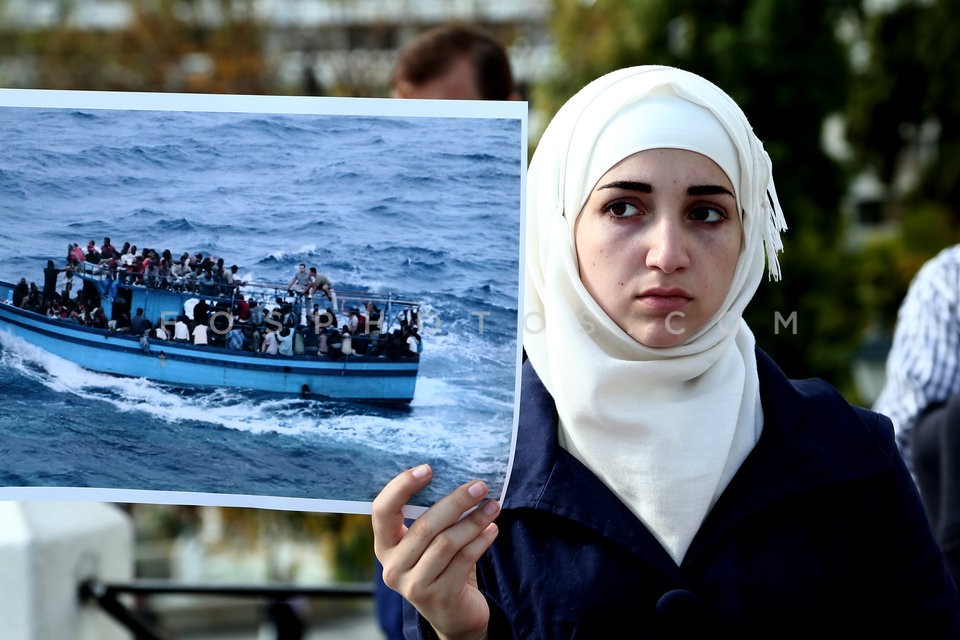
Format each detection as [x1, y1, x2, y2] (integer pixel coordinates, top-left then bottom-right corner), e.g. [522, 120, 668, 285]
[645, 218, 691, 273]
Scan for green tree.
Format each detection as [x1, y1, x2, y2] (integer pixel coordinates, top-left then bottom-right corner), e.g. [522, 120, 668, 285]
[543, 0, 864, 393]
[844, 0, 960, 370]
[4, 0, 270, 94]
[846, 0, 960, 213]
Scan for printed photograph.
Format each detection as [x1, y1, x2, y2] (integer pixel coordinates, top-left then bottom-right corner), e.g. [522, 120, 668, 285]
[0, 90, 526, 515]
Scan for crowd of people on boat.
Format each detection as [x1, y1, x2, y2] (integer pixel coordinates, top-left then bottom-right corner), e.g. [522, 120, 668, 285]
[9, 261, 109, 328]
[66, 237, 249, 297]
[7, 239, 423, 361]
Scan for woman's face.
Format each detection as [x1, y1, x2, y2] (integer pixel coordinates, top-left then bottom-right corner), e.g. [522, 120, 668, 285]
[575, 148, 742, 348]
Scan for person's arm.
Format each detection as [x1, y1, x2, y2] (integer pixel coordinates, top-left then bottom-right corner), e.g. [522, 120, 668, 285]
[372, 465, 500, 640]
[866, 412, 960, 636]
[875, 256, 960, 462]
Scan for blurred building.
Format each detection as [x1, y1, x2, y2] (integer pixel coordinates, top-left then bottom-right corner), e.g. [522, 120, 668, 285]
[0, 0, 554, 97]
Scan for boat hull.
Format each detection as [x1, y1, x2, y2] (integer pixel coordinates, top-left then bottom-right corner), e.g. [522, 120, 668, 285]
[0, 282, 418, 402]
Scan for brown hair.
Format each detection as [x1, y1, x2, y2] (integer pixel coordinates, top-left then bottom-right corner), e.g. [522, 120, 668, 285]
[391, 23, 515, 100]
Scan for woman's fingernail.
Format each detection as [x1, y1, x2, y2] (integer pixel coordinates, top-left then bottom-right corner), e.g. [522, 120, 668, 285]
[411, 464, 430, 479]
[468, 482, 487, 498]
[482, 500, 500, 516]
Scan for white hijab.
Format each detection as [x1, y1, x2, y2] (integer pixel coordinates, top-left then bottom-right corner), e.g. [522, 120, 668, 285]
[524, 66, 787, 563]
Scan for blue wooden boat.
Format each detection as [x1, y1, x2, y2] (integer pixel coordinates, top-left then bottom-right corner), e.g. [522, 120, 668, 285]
[0, 275, 421, 402]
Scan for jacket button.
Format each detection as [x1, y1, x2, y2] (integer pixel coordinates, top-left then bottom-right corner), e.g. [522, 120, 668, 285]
[656, 589, 703, 628]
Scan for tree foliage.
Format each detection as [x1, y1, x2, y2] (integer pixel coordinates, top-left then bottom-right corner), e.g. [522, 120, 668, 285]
[2, 0, 270, 93]
[843, 0, 960, 390]
[846, 0, 960, 212]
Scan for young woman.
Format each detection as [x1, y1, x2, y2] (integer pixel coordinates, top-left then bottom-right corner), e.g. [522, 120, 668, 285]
[372, 66, 960, 638]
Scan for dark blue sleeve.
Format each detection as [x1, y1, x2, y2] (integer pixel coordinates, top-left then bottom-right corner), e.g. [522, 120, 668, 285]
[860, 409, 960, 636]
[373, 557, 405, 640]
[400, 592, 515, 640]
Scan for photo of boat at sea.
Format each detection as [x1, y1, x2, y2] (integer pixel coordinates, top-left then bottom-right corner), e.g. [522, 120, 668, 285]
[0, 90, 526, 514]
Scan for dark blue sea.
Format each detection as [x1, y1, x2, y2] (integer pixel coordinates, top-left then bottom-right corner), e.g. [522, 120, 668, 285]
[0, 95, 524, 512]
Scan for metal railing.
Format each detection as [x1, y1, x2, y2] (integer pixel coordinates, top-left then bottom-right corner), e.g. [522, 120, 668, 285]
[78, 579, 374, 640]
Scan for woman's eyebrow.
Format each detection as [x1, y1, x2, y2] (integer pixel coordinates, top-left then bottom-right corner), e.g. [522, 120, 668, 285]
[597, 181, 734, 198]
[688, 184, 734, 197]
[597, 180, 652, 193]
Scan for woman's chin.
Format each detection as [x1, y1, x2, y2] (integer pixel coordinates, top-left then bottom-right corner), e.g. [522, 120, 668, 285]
[625, 326, 686, 349]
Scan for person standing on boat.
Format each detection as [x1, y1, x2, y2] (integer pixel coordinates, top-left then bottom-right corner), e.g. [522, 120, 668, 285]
[366, 301, 383, 337]
[223, 264, 244, 296]
[171, 252, 191, 285]
[347, 308, 362, 334]
[340, 325, 356, 357]
[278, 327, 295, 356]
[249, 299, 264, 327]
[209, 303, 232, 348]
[130, 307, 152, 337]
[317, 328, 329, 356]
[198, 269, 219, 296]
[303, 311, 320, 352]
[13, 278, 29, 308]
[143, 258, 160, 288]
[288, 263, 311, 296]
[42, 260, 62, 306]
[59, 264, 76, 301]
[227, 326, 245, 351]
[173, 315, 190, 342]
[261, 326, 280, 355]
[192, 298, 210, 328]
[85, 241, 101, 265]
[121, 245, 137, 268]
[101, 237, 118, 260]
[191, 321, 209, 346]
[248, 324, 262, 353]
[403, 326, 420, 357]
[234, 292, 251, 324]
[68, 243, 86, 263]
[157, 258, 173, 289]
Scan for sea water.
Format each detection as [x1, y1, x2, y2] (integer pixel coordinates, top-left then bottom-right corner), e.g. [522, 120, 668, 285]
[0, 99, 523, 510]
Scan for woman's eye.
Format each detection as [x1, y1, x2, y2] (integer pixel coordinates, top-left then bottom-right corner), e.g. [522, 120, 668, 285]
[604, 201, 639, 218]
[690, 206, 726, 223]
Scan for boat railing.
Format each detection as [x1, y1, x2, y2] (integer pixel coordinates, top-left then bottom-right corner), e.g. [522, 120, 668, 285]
[71, 266, 420, 308]
[241, 283, 421, 335]
[242, 282, 421, 309]
[71, 265, 423, 337]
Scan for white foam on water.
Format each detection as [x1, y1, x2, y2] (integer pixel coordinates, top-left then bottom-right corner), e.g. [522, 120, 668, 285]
[0, 329, 512, 465]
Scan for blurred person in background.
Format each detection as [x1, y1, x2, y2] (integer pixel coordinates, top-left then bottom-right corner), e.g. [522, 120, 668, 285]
[389, 23, 520, 101]
[874, 244, 960, 595]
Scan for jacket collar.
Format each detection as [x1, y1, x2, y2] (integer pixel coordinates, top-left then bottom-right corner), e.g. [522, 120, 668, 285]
[683, 348, 896, 563]
[504, 349, 898, 573]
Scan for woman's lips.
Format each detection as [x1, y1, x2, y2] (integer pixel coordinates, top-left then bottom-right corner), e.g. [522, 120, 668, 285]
[637, 288, 692, 312]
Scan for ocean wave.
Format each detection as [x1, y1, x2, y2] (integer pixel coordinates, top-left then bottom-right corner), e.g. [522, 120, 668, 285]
[154, 217, 196, 232]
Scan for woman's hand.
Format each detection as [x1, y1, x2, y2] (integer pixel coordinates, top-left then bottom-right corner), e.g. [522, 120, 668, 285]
[372, 464, 501, 640]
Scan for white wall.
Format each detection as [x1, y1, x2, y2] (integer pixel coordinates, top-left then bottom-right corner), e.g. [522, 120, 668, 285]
[0, 501, 133, 640]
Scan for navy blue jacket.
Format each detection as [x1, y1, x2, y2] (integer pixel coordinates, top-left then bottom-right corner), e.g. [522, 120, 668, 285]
[406, 349, 960, 638]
